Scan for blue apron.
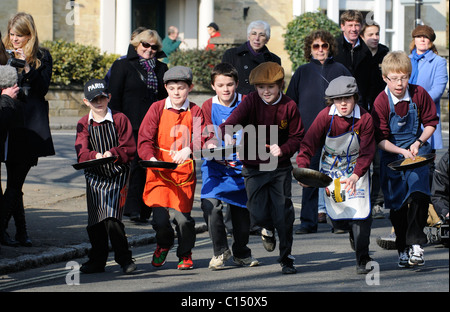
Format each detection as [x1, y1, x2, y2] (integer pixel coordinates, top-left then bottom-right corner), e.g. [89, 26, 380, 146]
[201, 95, 247, 208]
[379, 89, 431, 210]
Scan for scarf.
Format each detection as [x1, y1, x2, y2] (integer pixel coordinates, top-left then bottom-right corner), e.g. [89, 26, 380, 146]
[139, 56, 158, 94]
[409, 48, 430, 84]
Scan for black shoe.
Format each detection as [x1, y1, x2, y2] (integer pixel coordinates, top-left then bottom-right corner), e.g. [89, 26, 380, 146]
[356, 255, 373, 274]
[1, 231, 19, 247]
[122, 259, 137, 274]
[281, 256, 297, 274]
[15, 233, 32, 247]
[80, 261, 105, 274]
[295, 227, 316, 234]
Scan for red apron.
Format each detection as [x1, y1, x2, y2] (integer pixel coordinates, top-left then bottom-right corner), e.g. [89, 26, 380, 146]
[142, 105, 195, 213]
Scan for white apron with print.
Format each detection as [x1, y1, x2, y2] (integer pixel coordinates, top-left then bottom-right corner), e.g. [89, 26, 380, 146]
[319, 116, 371, 220]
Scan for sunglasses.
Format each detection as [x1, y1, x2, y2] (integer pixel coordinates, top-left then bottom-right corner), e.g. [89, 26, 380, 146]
[312, 43, 329, 50]
[141, 42, 159, 50]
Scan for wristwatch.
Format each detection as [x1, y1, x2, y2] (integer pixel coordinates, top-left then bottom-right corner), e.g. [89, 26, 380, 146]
[416, 139, 424, 148]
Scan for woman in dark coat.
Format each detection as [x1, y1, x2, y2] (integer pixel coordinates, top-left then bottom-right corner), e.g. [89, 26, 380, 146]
[108, 29, 168, 221]
[222, 20, 281, 95]
[1, 12, 54, 247]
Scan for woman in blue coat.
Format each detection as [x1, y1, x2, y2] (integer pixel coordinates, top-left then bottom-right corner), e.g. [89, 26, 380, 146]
[408, 25, 448, 151]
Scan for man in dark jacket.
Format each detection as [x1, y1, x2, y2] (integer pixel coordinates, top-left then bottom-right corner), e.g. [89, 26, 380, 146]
[334, 10, 373, 112]
[222, 20, 281, 95]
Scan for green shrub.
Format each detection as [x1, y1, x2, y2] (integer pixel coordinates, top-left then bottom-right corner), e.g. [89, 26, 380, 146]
[283, 12, 341, 70]
[41, 40, 120, 87]
[168, 47, 229, 91]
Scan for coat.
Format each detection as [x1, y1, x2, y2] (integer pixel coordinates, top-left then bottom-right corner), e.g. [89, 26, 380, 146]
[222, 42, 281, 95]
[108, 44, 168, 132]
[408, 50, 448, 149]
[334, 35, 373, 112]
[6, 48, 55, 163]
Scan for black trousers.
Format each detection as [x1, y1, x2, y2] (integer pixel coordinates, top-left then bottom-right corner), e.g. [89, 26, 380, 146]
[201, 198, 251, 258]
[86, 218, 132, 267]
[390, 191, 429, 252]
[242, 166, 295, 263]
[331, 217, 372, 264]
[151, 207, 196, 258]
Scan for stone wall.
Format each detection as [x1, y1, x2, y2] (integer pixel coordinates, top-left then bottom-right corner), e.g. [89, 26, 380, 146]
[46, 87, 89, 117]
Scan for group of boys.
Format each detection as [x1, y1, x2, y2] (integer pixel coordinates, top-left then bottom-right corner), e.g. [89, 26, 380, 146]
[75, 30, 439, 276]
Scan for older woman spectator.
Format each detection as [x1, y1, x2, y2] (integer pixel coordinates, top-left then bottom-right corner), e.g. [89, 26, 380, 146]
[108, 29, 168, 221]
[286, 30, 351, 234]
[222, 20, 281, 95]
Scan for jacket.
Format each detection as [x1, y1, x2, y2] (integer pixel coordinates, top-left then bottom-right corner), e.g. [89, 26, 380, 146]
[108, 44, 168, 132]
[334, 35, 373, 111]
[286, 58, 352, 131]
[6, 48, 55, 162]
[222, 42, 281, 95]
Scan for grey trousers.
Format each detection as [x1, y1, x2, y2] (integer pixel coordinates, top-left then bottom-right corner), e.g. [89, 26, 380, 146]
[242, 165, 295, 263]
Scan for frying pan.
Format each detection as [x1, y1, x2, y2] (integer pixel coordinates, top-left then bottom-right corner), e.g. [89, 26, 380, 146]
[292, 168, 333, 188]
[388, 153, 436, 171]
[195, 145, 237, 159]
[139, 160, 178, 170]
[72, 156, 118, 170]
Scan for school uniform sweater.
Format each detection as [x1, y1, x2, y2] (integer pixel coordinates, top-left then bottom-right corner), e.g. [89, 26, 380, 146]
[219, 91, 304, 169]
[296, 105, 375, 179]
[371, 84, 439, 144]
[137, 98, 205, 160]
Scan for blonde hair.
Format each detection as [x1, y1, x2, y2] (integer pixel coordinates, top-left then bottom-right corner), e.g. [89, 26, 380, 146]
[381, 51, 412, 77]
[130, 29, 162, 52]
[3, 12, 41, 69]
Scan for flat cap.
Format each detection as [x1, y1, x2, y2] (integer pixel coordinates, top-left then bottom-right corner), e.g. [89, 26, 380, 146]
[325, 76, 358, 99]
[412, 25, 436, 42]
[163, 66, 193, 84]
[249, 62, 284, 85]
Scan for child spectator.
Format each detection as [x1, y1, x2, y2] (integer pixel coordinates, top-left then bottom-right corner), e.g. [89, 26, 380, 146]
[201, 63, 259, 269]
[219, 62, 304, 274]
[371, 51, 439, 268]
[296, 76, 376, 274]
[138, 66, 204, 270]
[75, 79, 136, 274]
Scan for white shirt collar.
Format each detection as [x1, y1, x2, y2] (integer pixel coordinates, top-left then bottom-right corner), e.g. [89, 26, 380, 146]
[89, 107, 113, 123]
[165, 97, 190, 111]
[212, 93, 238, 107]
[329, 103, 361, 119]
[384, 86, 411, 105]
[262, 92, 282, 106]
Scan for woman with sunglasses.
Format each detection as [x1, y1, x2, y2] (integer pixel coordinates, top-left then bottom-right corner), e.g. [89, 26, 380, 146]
[0, 12, 54, 247]
[108, 29, 168, 222]
[286, 30, 351, 235]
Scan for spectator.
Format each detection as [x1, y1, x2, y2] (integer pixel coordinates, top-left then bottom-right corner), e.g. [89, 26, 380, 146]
[222, 20, 281, 95]
[206, 22, 221, 51]
[162, 26, 182, 64]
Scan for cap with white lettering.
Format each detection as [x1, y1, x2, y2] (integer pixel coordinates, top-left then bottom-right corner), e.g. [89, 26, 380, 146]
[84, 79, 109, 101]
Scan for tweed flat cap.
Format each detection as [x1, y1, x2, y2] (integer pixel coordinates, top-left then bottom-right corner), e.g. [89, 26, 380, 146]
[163, 66, 193, 84]
[325, 76, 358, 99]
[249, 62, 284, 85]
[412, 25, 436, 42]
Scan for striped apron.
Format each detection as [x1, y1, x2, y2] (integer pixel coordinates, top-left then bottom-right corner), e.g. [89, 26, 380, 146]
[84, 122, 130, 226]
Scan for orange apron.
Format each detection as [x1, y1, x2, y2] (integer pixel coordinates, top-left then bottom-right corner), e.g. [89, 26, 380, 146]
[142, 104, 195, 213]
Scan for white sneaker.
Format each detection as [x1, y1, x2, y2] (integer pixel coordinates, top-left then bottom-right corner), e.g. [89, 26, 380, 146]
[408, 244, 425, 266]
[398, 248, 409, 268]
[233, 256, 260, 267]
[208, 249, 232, 270]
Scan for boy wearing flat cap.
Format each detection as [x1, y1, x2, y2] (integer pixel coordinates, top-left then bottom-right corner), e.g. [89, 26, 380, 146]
[219, 62, 304, 274]
[138, 66, 205, 270]
[75, 79, 137, 274]
[296, 75, 376, 274]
